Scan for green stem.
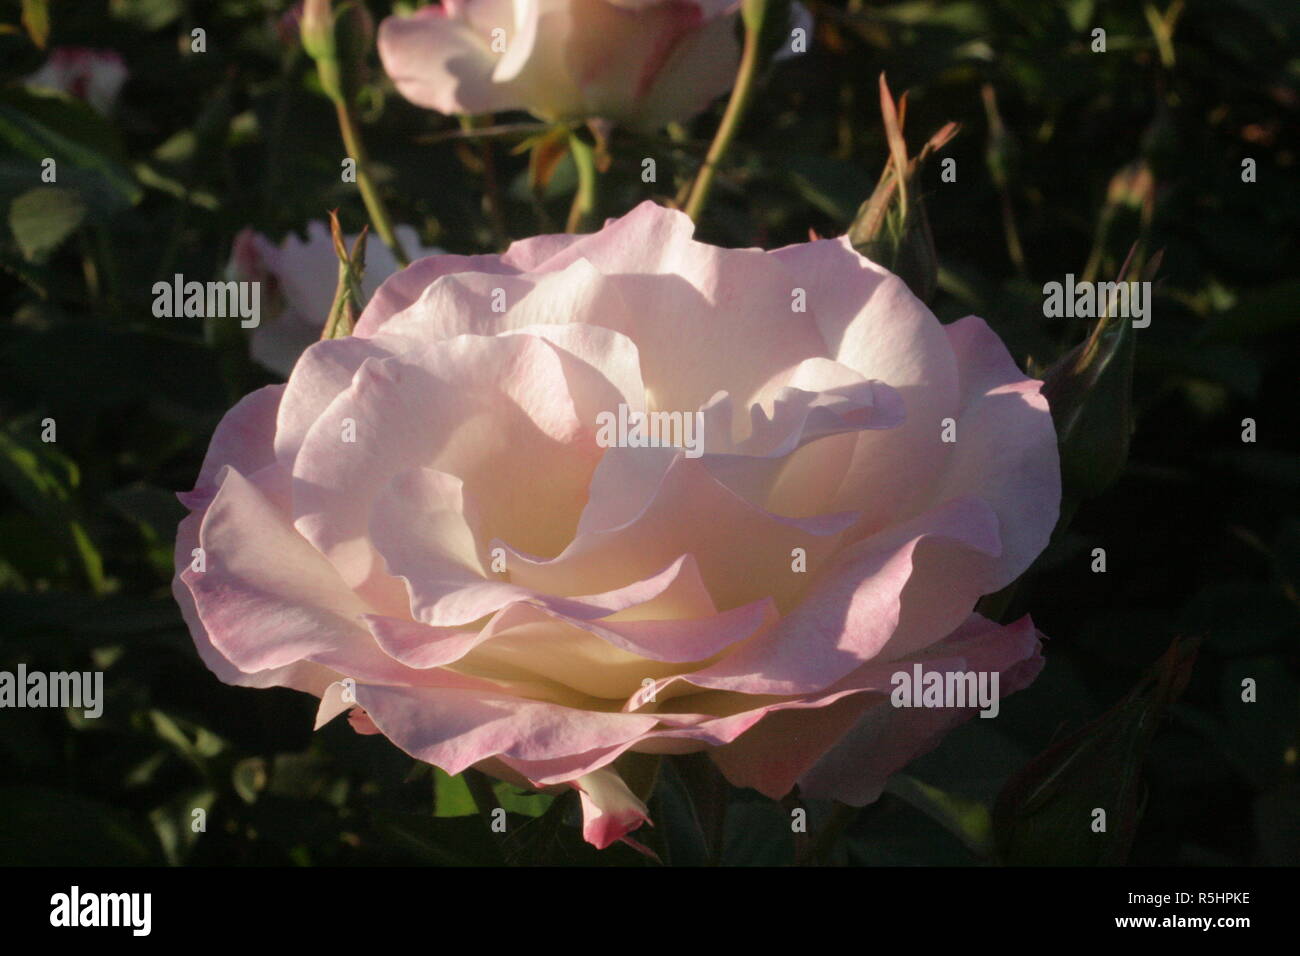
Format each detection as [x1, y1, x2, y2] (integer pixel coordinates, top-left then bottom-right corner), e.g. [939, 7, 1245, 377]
[464, 768, 501, 832]
[682, 0, 768, 223]
[334, 100, 409, 268]
[321, 262, 355, 340]
[565, 130, 598, 233]
[998, 188, 1027, 277]
[460, 114, 510, 249]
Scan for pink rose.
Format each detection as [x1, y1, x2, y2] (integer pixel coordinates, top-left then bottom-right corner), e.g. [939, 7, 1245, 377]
[174, 202, 1060, 850]
[228, 222, 442, 376]
[377, 0, 744, 129]
[25, 48, 128, 115]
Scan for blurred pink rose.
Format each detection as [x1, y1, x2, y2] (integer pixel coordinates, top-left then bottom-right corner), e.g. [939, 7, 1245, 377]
[377, 0, 744, 128]
[228, 222, 442, 376]
[25, 48, 128, 115]
[175, 202, 1059, 850]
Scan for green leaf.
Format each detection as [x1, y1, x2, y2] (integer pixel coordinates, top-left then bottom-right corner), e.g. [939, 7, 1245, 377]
[993, 637, 1198, 865]
[0, 88, 142, 216]
[150, 788, 217, 866]
[8, 187, 86, 263]
[433, 767, 477, 818]
[21, 0, 50, 49]
[109, 0, 184, 31]
[784, 153, 876, 223]
[1040, 304, 1138, 508]
[843, 796, 979, 865]
[0, 430, 105, 593]
[232, 757, 268, 805]
[147, 709, 226, 772]
[885, 774, 993, 856]
[1218, 657, 1297, 791]
[492, 781, 555, 818]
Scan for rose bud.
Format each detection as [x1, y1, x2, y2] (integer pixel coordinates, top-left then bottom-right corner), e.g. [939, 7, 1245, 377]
[848, 74, 958, 305]
[301, 0, 376, 105]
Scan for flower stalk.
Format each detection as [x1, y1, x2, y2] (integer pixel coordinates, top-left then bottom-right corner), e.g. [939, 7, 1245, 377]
[566, 129, 599, 233]
[302, 0, 409, 267]
[682, 0, 770, 223]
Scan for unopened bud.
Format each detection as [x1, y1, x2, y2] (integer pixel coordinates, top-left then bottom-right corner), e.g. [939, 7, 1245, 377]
[301, 0, 375, 105]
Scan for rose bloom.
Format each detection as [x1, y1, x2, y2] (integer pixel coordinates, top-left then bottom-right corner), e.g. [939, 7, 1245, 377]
[377, 0, 745, 129]
[228, 222, 442, 376]
[25, 48, 128, 115]
[175, 203, 1059, 850]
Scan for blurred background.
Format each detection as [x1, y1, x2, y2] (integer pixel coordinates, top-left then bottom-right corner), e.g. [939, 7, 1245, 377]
[0, 0, 1296, 866]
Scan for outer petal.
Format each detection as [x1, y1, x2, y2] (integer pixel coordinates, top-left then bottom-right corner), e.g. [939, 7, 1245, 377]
[172, 507, 337, 695]
[372, 258, 634, 348]
[793, 614, 1046, 805]
[929, 315, 1061, 589]
[354, 253, 522, 339]
[349, 682, 658, 775]
[181, 384, 284, 509]
[182, 467, 423, 684]
[352, 230, 588, 340]
[377, 5, 523, 115]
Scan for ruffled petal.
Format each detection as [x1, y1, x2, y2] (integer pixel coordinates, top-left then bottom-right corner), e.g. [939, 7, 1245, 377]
[347, 682, 659, 775]
[377, 4, 523, 116]
[929, 315, 1061, 588]
[793, 614, 1046, 804]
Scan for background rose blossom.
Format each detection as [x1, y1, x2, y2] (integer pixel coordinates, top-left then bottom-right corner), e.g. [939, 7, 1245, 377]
[228, 222, 442, 376]
[175, 202, 1060, 849]
[25, 48, 127, 115]
[377, 0, 745, 128]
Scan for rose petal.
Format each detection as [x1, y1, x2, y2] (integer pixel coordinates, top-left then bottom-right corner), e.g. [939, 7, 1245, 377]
[350, 682, 658, 775]
[930, 315, 1061, 588]
[181, 384, 283, 509]
[793, 614, 1046, 804]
